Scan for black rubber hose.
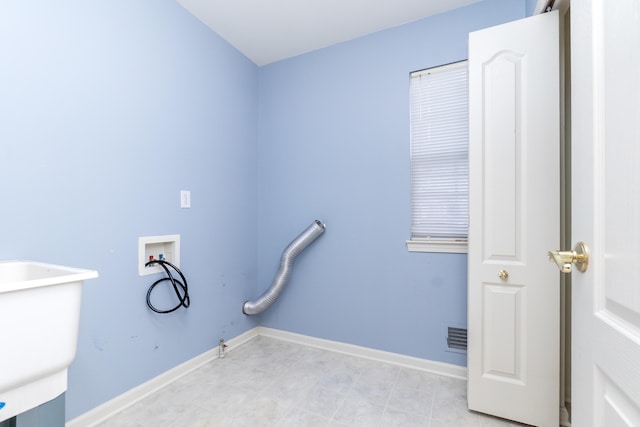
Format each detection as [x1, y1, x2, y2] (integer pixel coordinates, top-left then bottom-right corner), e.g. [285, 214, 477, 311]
[144, 259, 190, 314]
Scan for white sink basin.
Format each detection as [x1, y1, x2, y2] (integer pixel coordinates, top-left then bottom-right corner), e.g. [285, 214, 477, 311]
[0, 261, 98, 422]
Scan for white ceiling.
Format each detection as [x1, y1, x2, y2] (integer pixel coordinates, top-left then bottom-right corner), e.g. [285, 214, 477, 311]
[175, 0, 481, 66]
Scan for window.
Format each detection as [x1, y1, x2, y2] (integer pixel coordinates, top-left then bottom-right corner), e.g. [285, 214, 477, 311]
[407, 61, 468, 253]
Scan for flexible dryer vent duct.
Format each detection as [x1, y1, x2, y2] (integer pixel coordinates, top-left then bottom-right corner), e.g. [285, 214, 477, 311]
[243, 220, 326, 315]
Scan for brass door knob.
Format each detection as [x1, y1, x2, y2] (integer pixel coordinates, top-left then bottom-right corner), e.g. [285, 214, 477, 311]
[498, 269, 509, 280]
[548, 241, 589, 273]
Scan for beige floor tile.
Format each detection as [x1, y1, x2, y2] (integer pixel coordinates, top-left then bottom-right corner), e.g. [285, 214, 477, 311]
[96, 336, 524, 427]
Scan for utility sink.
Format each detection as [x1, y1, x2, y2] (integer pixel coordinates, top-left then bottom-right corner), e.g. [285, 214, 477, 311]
[0, 260, 98, 422]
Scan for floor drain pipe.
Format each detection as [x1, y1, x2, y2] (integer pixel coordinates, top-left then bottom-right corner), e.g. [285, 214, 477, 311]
[243, 220, 326, 315]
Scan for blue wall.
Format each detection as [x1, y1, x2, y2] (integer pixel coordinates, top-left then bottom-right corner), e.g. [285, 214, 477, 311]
[256, 0, 525, 364]
[526, 0, 540, 16]
[0, 0, 259, 420]
[0, 0, 527, 421]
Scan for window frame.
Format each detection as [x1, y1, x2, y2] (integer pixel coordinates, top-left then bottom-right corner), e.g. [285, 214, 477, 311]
[406, 60, 469, 254]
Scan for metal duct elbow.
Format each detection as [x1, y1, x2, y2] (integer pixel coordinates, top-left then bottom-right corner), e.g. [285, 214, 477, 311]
[243, 220, 326, 315]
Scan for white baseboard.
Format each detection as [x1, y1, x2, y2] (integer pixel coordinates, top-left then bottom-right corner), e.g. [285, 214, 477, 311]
[66, 328, 258, 427]
[67, 327, 466, 426]
[256, 327, 467, 380]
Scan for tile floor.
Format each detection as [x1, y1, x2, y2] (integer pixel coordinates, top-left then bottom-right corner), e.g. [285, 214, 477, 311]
[96, 336, 527, 427]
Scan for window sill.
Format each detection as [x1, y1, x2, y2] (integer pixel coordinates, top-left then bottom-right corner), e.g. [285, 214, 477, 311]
[406, 239, 468, 254]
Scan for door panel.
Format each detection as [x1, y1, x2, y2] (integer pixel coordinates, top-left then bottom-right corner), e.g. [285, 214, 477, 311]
[571, 0, 640, 425]
[482, 284, 524, 381]
[468, 11, 560, 426]
[482, 51, 522, 260]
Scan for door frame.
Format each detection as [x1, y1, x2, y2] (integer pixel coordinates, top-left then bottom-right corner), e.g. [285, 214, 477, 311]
[559, 2, 572, 425]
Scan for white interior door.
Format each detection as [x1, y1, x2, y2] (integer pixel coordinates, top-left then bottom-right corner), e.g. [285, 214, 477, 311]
[467, 11, 560, 427]
[571, 1, 640, 425]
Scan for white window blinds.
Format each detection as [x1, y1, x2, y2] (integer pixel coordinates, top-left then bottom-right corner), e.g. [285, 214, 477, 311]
[409, 61, 468, 249]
